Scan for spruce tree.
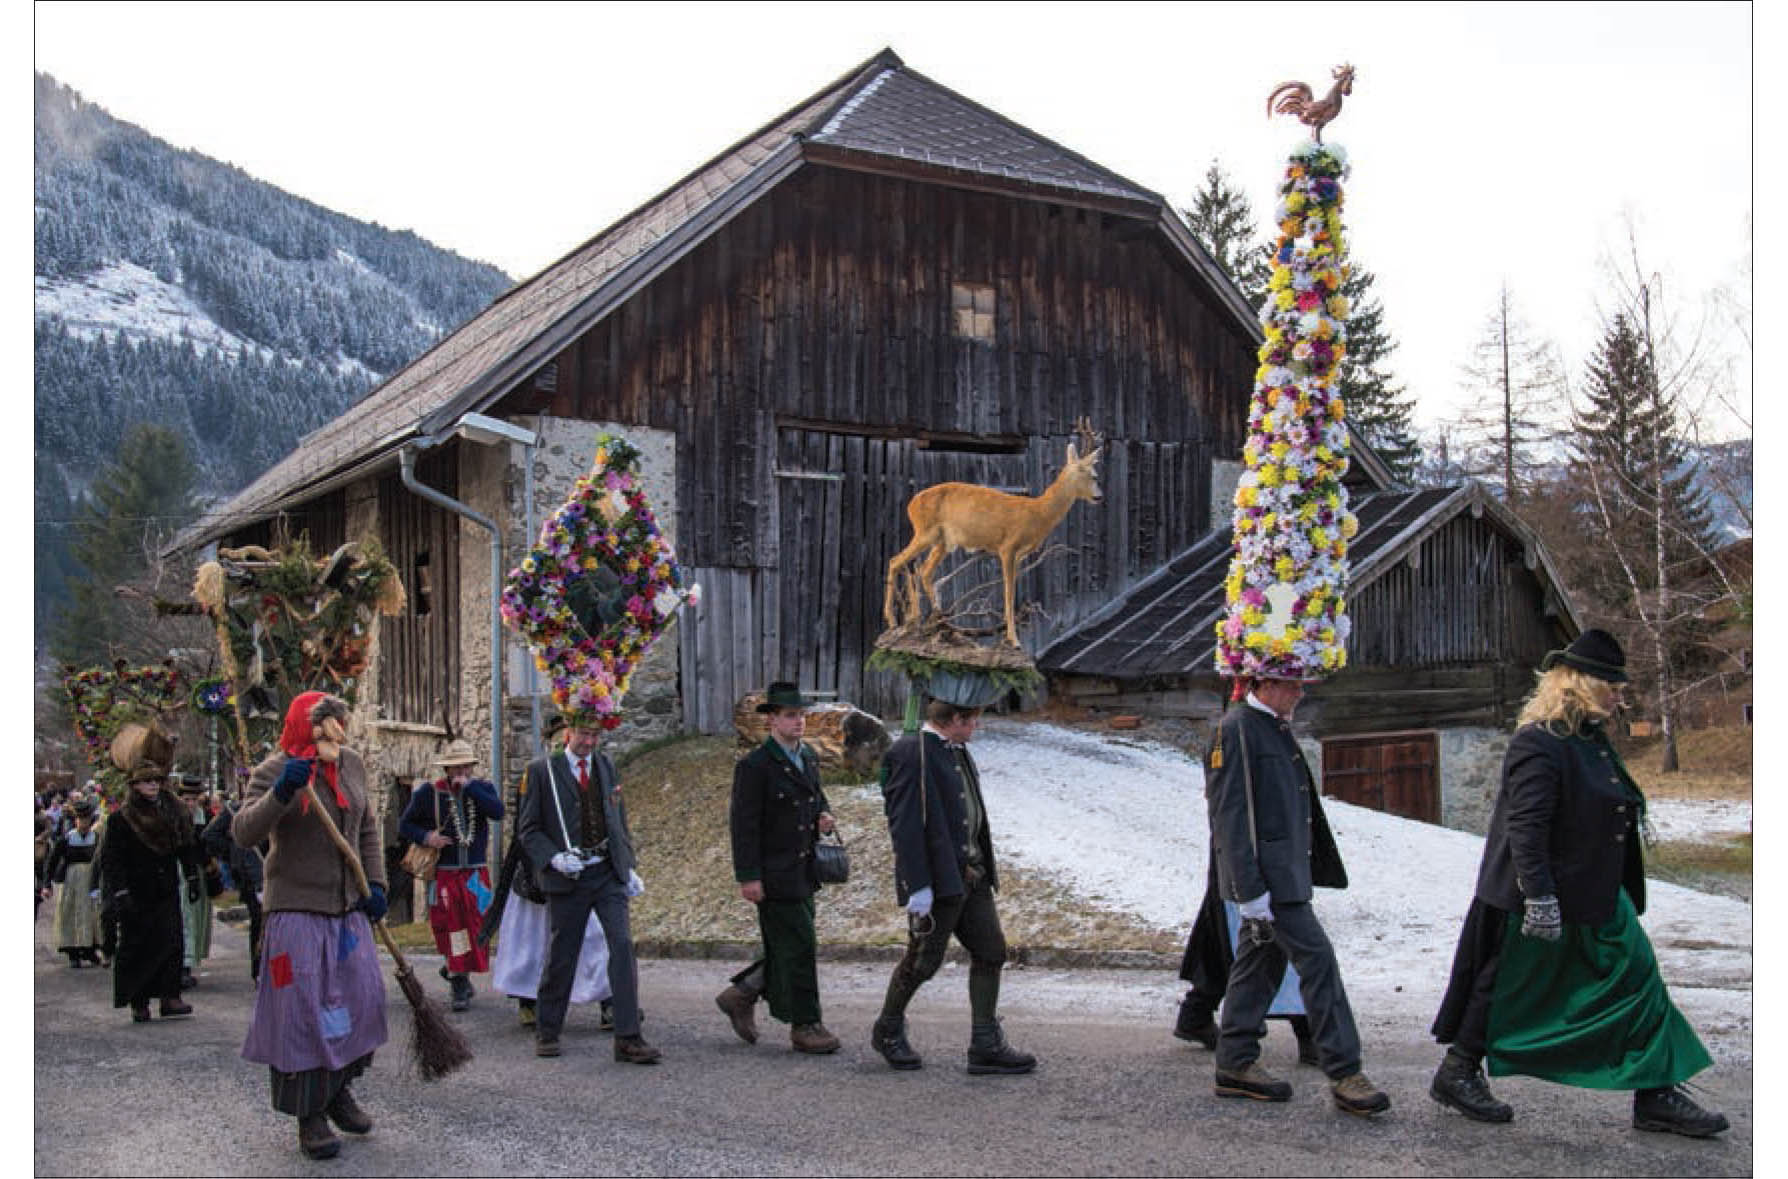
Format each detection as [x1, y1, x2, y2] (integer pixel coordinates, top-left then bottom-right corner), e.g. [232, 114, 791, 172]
[1181, 162, 1271, 310]
[1335, 262, 1421, 484]
[50, 424, 199, 667]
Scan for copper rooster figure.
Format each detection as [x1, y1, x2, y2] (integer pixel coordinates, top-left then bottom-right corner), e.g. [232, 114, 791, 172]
[1267, 64, 1355, 143]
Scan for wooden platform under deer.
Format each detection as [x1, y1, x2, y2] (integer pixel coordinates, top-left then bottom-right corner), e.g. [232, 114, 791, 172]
[868, 616, 1042, 710]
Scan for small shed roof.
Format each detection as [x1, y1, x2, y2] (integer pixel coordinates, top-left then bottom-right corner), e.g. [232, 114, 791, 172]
[167, 48, 1257, 557]
[1039, 481, 1582, 680]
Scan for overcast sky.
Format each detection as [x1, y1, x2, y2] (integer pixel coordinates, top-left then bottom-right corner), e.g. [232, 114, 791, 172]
[32, 1, 1754, 441]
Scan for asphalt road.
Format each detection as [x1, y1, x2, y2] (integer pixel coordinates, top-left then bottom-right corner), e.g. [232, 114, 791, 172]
[34, 912, 1750, 1176]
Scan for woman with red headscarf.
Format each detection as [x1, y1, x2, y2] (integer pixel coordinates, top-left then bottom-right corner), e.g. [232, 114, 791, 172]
[234, 692, 388, 1162]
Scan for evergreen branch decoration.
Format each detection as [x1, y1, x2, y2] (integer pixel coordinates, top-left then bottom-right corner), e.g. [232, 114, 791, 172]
[1215, 140, 1359, 681]
[62, 660, 184, 789]
[191, 537, 405, 758]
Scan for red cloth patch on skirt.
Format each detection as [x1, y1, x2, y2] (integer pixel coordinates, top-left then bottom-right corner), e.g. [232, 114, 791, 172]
[270, 952, 294, 988]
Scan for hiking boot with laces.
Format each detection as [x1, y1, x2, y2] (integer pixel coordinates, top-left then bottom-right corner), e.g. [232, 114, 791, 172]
[967, 1020, 1037, 1075]
[792, 1022, 841, 1054]
[872, 1016, 922, 1070]
[1331, 1072, 1392, 1116]
[715, 983, 760, 1045]
[1430, 1051, 1512, 1123]
[1215, 1061, 1293, 1102]
[1633, 1085, 1729, 1138]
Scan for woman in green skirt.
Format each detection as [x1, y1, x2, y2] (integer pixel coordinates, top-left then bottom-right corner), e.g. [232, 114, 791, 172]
[1428, 629, 1728, 1138]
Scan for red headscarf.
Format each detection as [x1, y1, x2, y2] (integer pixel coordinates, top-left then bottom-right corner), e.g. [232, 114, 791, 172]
[280, 691, 348, 813]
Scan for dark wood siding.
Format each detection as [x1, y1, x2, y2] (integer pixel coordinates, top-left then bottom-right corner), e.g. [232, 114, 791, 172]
[225, 488, 348, 556]
[376, 449, 461, 730]
[1322, 731, 1440, 824]
[508, 164, 1253, 725]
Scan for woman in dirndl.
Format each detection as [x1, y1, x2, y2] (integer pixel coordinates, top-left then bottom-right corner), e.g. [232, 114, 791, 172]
[46, 795, 105, 967]
[234, 692, 388, 1161]
[1429, 629, 1729, 1139]
[399, 740, 503, 1012]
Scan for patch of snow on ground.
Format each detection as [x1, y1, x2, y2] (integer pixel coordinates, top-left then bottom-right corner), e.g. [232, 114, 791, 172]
[973, 717, 1752, 1063]
[1647, 798, 1751, 843]
[35, 261, 269, 359]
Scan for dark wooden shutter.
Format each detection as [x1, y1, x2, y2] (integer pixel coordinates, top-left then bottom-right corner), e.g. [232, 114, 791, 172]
[1320, 731, 1440, 824]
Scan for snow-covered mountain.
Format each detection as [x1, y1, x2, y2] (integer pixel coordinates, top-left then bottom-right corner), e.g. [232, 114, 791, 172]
[34, 71, 513, 631]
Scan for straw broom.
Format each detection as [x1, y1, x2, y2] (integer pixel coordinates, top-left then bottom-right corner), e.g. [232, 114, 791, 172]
[302, 783, 473, 1081]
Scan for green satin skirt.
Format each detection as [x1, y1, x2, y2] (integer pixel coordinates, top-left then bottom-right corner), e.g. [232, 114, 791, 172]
[1487, 891, 1711, 1089]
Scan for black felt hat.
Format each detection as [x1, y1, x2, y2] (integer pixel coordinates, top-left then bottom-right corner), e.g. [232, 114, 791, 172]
[756, 682, 812, 712]
[1540, 628, 1629, 683]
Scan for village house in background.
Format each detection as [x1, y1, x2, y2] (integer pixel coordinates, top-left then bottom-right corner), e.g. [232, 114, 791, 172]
[165, 48, 1584, 861]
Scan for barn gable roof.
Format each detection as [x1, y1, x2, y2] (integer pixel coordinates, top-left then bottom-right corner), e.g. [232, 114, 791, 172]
[1039, 480, 1582, 680]
[168, 49, 1257, 556]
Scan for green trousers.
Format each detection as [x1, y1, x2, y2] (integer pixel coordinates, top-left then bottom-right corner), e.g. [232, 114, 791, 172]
[737, 897, 821, 1026]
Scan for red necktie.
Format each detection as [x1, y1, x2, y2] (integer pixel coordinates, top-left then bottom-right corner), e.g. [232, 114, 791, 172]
[578, 759, 589, 792]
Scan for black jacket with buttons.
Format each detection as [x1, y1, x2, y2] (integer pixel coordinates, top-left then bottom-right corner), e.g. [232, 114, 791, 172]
[730, 739, 832, 901]
[881, 729, 997, 905]
[1207, 703, 1347, 906]
[1473, 722, 1646, 924]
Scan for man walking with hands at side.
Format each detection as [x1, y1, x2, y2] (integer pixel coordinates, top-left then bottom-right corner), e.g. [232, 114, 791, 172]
[517, 720, 658, 1064]
[1207, 674, 1388, 1115]
[871, 692, 1035, 1076]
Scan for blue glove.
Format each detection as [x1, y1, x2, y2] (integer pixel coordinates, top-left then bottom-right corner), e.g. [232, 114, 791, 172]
[273, 757, 314, 804]
[357, 883, 388, 923]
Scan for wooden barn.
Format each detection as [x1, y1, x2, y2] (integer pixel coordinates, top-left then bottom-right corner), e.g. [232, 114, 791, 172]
[1042, 480, 1583, 831]
[167, 47, 1271, 779]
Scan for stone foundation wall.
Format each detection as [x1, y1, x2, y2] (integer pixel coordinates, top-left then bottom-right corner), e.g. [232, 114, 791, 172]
[1436, 726, 1509, 834]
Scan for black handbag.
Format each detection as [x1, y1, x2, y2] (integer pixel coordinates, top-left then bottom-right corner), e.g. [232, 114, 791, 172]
[814, 830, 850, 885]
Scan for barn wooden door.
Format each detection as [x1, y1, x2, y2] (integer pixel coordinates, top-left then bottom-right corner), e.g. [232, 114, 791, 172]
[1320, 731, 1440, 824]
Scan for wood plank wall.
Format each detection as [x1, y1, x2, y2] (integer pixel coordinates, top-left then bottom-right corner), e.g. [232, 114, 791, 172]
[513, 165, 1254, 726]
[375, 448, 461, 730]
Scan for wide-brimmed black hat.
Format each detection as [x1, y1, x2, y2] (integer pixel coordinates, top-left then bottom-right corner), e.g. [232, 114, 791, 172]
[756, 681, 812, 712]
[1540, 628, 1628, 683]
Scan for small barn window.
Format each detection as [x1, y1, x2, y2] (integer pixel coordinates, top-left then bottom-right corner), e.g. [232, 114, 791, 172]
[952, 282, 996, 343]
[412, 550, 433, 617]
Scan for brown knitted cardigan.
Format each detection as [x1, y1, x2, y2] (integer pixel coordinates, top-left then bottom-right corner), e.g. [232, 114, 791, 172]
[234, 746, 386, 915]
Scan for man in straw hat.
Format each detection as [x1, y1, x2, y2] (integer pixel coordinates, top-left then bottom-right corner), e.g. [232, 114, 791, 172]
[870, 688, 1036, 1076]
[1428, 629, 1728, 1137]
[235, 691, 388, 1161]
[717, 681, 841, 1055]
[1206, 673, 1389, 1116]
[399, 739, 504, 1011]
[517, 716, 657, 1064]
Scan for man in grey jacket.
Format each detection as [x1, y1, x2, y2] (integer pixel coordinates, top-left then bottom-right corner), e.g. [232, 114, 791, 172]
[516, 720, 657, 1065]
[1207, 675, 1389, 1116]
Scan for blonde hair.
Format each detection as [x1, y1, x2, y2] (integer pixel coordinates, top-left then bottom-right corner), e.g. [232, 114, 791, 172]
[1516, 665, 1613, 734]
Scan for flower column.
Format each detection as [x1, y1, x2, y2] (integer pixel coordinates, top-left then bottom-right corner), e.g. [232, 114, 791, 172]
[1215, 141, 1359, 682]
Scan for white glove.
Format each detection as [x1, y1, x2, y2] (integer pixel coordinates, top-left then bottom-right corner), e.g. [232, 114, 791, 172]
[625, 869, 644, 898]
[1238, 892, 1273, 921]
[906, 886, 934, 917]
[550, 851, 583, 878]
[89, 889, 101, 901]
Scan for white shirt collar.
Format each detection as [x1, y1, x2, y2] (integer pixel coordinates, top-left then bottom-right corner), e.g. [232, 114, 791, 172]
[1245, 692, 1282, 719]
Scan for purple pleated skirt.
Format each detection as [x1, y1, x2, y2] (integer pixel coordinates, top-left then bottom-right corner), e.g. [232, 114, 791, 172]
[241, 910, 388, 1073]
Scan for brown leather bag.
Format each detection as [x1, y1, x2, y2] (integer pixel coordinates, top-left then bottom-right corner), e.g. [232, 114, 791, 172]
[400, 788, 441, 881]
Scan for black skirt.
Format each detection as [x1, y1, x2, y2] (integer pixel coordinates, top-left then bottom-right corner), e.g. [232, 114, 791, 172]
[1430, 896, 1510, 1047]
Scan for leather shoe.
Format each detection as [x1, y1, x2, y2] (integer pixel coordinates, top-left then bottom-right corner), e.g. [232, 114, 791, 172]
[872, 1017, 922, 1070]
[715, 984, 760, 1045]
[325, 1086, 373, 1135]
[614, 1034, 661, 1065]
[517, 999, 536, 1029]
[1430, 1051, 1512, 1123]
[599, 1000, 615, 1033]
[792, 1022, 841, 1054]
[535, 1036, 561, 1058]
[1173, 998, 1218, 1049]
[967, 1020, 1036, 1075]
[1332, 1072, 1392, 1116]
[159, 998, 194, 1019]
[297, 1114, 341, 1160]
[131, 1003, 152, 1024]
[1633, 1086, 1729, 1138]
[1215, 1061, 1292, 1102]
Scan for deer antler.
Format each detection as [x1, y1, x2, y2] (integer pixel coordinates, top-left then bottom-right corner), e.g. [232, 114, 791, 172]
[1073, 417, 1102, 461]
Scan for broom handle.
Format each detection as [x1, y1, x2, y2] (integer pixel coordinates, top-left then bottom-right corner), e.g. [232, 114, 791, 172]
[303, 782, 413, 972]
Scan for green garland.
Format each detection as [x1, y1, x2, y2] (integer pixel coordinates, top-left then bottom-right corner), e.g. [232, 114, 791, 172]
[866, 646, 1042, 697]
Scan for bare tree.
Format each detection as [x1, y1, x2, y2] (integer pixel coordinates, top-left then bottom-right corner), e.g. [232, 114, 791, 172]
[1447, 283, 1570, 503]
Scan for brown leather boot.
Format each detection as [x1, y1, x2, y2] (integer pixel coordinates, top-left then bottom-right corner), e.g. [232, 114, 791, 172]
[791, 1022, 841, 1054]
[325, 1086, 373, 1135]
[614, 1034, 662, 1064]
[715, 984, 760, 1045]
[297, 1114, 341, 1160]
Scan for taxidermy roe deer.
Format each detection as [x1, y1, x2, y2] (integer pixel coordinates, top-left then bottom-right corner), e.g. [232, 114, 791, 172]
[883, 421, 1102, 647]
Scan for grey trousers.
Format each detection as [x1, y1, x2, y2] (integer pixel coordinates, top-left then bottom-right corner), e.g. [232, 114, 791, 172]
[1217, 900, 1362, 1079]
[538, 864, 639, 1038]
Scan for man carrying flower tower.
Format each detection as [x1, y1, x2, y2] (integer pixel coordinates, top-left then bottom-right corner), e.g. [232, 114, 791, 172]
[1202, 74, 1387, 1118]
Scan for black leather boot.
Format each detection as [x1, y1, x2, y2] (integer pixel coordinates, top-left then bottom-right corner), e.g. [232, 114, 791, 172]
[298, 1114, 341, 1159]
[1633, 1086, 1729, 1138]
[1173, 996, 1218, 1049]
[325, 1085, 373, 1135]
[1430, 1050, 1513, 1123]
[871, 1016, 922, 1070]
[967, 1019, 1036, 1075]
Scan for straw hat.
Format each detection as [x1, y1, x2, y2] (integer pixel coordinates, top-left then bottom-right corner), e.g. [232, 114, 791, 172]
[435, 740, 478, 769]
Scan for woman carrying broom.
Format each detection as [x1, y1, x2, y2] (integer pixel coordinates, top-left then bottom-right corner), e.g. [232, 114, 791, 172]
[234, 691, 389, 1162]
